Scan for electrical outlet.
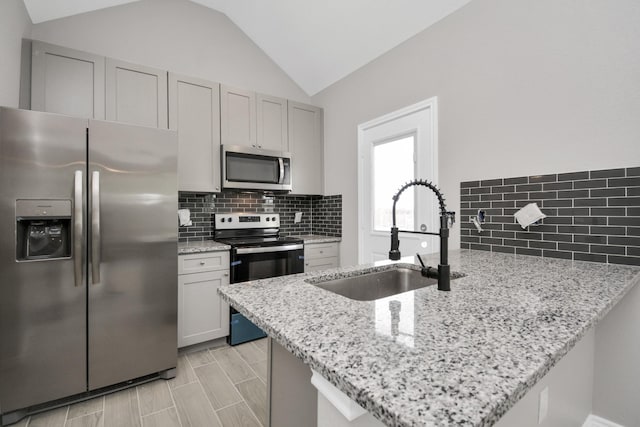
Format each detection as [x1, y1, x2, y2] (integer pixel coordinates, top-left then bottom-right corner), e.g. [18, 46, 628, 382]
[538, 386, 549, 424]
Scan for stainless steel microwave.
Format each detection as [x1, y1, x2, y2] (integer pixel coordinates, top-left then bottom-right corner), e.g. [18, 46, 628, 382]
[221, 145, 292, 192]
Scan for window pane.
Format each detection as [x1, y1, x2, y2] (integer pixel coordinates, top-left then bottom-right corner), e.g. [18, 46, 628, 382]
[373, 136, 414, 231]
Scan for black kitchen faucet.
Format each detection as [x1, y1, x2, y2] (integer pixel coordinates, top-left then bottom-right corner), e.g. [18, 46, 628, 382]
[388, 179, 455, 291]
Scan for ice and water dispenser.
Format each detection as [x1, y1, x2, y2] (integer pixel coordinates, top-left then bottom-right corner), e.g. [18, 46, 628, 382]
[16, 199, 72, 261]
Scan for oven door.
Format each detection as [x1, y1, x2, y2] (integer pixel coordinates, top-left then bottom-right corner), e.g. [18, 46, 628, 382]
[228, 244, 304, 346]
[230, 244, 304, 283]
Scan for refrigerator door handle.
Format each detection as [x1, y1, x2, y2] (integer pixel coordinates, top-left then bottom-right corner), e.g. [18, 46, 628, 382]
[74, 170, 83, 287]
[91, 171, 101, 285]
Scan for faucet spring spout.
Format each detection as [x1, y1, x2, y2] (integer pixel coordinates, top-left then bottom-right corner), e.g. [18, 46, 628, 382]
[389, 179, 454, 291]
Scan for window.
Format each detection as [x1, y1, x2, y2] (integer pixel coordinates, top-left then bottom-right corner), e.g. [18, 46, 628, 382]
[373, 135, 415, 232]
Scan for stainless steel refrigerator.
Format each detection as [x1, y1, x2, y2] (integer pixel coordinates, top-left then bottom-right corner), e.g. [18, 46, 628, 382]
[0, 107, 178, 425]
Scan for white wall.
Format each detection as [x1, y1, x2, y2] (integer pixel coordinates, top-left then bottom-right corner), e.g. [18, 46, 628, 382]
[593, 281, 640, 426]
[311, 0, 640, 267]
[30, 0, 310, 103]
[0, 0, 32, 107]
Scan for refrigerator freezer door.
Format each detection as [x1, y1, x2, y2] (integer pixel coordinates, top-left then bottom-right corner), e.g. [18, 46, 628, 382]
[87, 120, 177, 390]
[0, 108, 88, 413]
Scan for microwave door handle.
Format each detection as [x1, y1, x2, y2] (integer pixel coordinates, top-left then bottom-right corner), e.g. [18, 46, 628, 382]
[278, 157, 285, 184]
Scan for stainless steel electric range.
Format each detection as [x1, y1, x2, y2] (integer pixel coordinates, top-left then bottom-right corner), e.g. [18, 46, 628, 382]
[214, 213, 304, 345]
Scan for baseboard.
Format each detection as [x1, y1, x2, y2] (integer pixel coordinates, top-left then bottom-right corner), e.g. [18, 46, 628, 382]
[583, 414, 625, 427]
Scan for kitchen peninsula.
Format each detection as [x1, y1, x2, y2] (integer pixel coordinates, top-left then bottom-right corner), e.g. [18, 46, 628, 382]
[218, 250, 640, 426]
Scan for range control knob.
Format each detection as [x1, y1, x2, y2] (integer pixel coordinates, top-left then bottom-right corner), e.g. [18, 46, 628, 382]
[266, 217, 270, 222]
[272, 216, 277, 222]
[228, 217, 233, 222]
[221, 218, 225, 223]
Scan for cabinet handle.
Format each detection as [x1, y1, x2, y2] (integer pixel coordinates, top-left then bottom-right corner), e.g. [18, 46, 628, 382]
[319, 250, 324, 254]
[200, 261, 205, 265]
[223, 273, 229, 277]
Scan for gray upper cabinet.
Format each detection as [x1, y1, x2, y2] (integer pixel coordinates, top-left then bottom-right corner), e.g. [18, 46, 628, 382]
[168, 73, 221, 192]
[106, 58, 168, 128]
[31, 41, 105, 119]
[221, 86, 289, 151]
[288, 101, 323, 195]
[220, 85, 256, 147]
[30, 41, 325, 195]
[257, 94, 288, 151]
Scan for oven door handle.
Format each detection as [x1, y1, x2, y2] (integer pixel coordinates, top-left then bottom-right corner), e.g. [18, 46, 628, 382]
[235, 244, 303, 255]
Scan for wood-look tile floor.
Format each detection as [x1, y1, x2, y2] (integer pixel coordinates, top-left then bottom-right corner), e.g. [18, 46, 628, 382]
[13, 339, 268, 427]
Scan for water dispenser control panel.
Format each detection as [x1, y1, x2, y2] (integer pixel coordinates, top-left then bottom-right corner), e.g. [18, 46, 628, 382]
[16, 199, 72, 218]
[16, 199, 72, 261]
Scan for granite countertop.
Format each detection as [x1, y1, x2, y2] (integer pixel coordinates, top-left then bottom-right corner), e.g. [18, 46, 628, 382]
[294, 234, 342, 244]
[218, 250, 640, 427]
[178, 240, 230, 254]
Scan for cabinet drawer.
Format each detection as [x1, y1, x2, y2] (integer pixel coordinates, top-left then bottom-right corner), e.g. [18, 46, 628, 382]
[179, 252, 230, 274]
[305, 257, 339, 272]
[305, 243, 339, 259]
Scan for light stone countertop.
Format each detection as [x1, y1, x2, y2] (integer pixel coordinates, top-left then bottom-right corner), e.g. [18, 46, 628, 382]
[178, 240, 230, 255]
[293, 234, 342, 244]
[217, 249, 640, 427]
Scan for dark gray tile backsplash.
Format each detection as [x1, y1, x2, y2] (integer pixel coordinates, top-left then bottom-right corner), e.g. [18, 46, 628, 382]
[178, 191, 342, 242]
[460, 167, 640, 266]
[311, 195, 342, 237]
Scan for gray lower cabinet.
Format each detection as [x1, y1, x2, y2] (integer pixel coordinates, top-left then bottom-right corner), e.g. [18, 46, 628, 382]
[31, 41, 105, 119]
[288, 101, 323, 195]
[106, 58, 168, 128]
[268, 338, 317, 427]
[304, 242, 339, 272]
[169, 73, 221, 192]
[178, 252, 230, 348]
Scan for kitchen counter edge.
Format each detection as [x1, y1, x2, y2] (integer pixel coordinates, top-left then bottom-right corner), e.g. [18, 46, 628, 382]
[178, 241, 230, 254]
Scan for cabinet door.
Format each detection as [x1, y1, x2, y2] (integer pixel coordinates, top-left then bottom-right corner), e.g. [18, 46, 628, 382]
[169, 73, 221, 192]
[178, 270, 230, 347]
[106, 58, 168, 128]
[31, 41, 105, 119]
[220, 85, 256, 147]
[257, 94, 288, 151]
[288, 101, 323, 194]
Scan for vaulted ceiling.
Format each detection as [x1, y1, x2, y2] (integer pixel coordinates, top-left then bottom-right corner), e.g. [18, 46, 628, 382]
[22, 0, 472, 95]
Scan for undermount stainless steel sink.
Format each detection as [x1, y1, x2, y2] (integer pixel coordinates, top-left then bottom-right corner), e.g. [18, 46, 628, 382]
[309, 266, 460, 301]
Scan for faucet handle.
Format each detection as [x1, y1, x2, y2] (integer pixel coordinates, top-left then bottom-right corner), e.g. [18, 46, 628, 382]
[446, 211, 456, 228]
[389, 227, 401, 260]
